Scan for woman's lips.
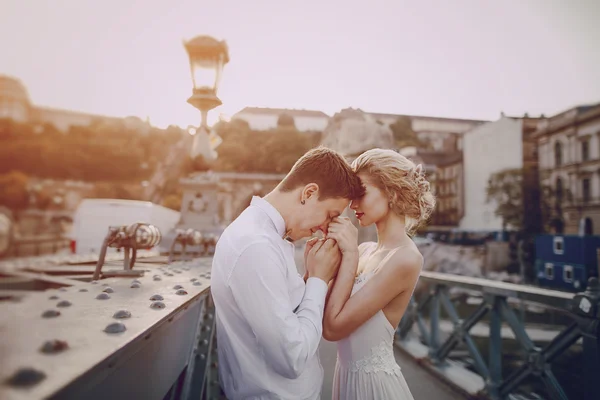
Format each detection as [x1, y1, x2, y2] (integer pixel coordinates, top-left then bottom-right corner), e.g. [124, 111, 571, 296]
[356, 213, 364, 219]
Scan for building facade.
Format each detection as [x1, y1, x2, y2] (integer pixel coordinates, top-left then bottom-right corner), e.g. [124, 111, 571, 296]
[432, 152, 464, 227]
[460, 116, 540, 231]
[232, 107, 330, 132]
[398, 148, 463, 228]
[232, 106, 487, 152]
[535, 103, 600, 234]
[368, 112, 486, 152]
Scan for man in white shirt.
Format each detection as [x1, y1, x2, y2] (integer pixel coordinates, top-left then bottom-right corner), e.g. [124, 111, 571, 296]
[211, 147, 366, 399]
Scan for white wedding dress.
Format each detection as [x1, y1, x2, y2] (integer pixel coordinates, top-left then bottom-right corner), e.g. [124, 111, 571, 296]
[332, 244, 415, 400]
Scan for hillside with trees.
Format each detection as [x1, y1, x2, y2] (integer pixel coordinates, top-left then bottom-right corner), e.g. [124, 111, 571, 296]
[0, 117, 322, 212]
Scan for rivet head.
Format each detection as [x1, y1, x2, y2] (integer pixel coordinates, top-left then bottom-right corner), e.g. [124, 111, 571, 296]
[79, 288, 88, 292]
[102, 283, 110, 287]
[58, 288, 67, 292]
[42, 310, 60, 318]
[132, 279, 141, 285]
[150, 301, 166, 309]
[176, 289, 188, 295]
[49, 295, 59, 300]
[57, 300, 72, 308]
[104, 322, 126, 334]
[150, 294, 164, 301]
[103, 287, 114, 293]
[202, 339, 209, 346]
[40, 339, 69, 354]
[130, 283, 141, 288]
[191, 278, 198, 282]
[166, 273, 174, 277]
[5, 368, 46, 387]
[175, 270, 182, 274]
[199, 354, 206, 360]
[193, 281, 202, 286]
[173, 284, 183, 290]
[113, 310, 131, 319]
[91, 280, 98, 284]
[96, 293, 110, 300]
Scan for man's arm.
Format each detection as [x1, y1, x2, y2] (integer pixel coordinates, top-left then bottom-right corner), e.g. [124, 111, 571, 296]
[229, 240, 328, 379]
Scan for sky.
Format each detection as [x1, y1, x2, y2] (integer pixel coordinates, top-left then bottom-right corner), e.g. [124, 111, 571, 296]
[1, 0, 599, 129]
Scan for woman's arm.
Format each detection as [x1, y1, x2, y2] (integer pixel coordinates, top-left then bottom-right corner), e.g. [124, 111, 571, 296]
[323, 250, 359, 340]
[323, 250, 422, 342]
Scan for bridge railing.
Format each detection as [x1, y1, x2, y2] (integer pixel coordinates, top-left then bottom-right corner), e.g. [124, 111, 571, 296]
[396, 271, 600, 400]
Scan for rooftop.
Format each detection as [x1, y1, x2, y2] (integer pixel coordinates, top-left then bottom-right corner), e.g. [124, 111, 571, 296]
[234, 107, 330, 118]
[367, 111, 488, 125]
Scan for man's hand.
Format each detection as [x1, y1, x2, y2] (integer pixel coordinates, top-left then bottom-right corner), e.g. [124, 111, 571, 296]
[326, 217, 358, 255]
[302, 237, 319, 282]
[306, 238, 341, 283]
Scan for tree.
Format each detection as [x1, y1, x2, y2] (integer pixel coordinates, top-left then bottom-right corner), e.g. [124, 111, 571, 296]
[277, 113, 296, 129]
[191, 154, 211, 172]
[0, 171, 29, 210]
[212, 121, 319, 173]
[389, 116, 425, 149]
[540, 183, 568, 233]
[486, 167, 559, 234]
[162, 193, 182, 211]
[486, 168, 526, 230]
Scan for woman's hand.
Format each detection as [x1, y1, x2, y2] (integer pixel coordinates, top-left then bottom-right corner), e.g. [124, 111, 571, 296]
[326, 217, 358, 255]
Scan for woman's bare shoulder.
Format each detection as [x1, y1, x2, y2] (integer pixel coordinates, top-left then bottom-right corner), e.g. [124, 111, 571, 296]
[389, 243, 423, 275]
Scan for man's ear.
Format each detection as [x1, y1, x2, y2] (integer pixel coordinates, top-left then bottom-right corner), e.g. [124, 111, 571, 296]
[302, 183, 320, 202]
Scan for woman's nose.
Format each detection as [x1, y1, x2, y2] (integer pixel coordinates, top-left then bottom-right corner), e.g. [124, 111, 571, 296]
[350, 200, 358, 210]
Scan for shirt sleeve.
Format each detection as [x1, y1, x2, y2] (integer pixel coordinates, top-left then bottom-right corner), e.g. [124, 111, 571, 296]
[228, 240, 328, 379]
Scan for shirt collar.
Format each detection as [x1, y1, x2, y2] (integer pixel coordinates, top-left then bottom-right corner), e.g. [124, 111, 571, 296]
[251, 196, 287, 239]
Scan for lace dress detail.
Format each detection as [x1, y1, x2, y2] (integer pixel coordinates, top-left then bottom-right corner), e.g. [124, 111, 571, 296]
[348, 341, 401, 376]
[354, 273, 368, 285]
[332, 246, 414, 399]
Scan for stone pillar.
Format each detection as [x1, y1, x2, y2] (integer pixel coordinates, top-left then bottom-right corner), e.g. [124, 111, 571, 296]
[179, 172, 222, 235]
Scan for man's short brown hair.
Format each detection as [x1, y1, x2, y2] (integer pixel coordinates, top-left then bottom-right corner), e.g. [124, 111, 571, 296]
[279, 146, 365, 200]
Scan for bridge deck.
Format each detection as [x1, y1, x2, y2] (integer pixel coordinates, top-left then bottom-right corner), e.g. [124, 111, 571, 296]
[318, 339, 465, 399]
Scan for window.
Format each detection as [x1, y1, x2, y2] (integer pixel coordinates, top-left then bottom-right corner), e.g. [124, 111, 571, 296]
[563, 265, 573, 282]
[582, 139, 590, 162]
[583, 178, 591, 203]
[556, 177, 563, 203]
[553, 236, 564, 255]
[545, 263, 555, 280]
[554, 141, 563, 166]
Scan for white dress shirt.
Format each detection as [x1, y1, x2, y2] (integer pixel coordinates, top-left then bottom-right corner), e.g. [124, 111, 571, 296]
[211, 196, 328, 400]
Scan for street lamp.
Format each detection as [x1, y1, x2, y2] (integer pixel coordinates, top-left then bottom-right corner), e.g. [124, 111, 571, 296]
[184, 35, 229, 162]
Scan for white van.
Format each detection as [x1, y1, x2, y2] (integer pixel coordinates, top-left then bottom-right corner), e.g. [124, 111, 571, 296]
[70, 199, 181, 255]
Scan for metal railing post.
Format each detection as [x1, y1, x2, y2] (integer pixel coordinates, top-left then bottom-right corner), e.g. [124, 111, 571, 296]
[571, 277, 600, 400]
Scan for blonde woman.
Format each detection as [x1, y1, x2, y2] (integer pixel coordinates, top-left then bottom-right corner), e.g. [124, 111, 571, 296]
[322, 148, 436, 399]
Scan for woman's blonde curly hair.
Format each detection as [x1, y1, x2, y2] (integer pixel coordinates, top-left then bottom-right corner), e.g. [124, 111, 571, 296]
[351, 148, 436, 235]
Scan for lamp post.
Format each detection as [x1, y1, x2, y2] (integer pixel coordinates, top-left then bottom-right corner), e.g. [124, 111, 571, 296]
[177, 35, 229, 235]
[184, 35, 229, 162]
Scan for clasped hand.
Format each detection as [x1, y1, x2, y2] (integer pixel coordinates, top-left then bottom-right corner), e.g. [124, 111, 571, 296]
[325, 217, 358, 255]
[303, 217, 358, 282]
